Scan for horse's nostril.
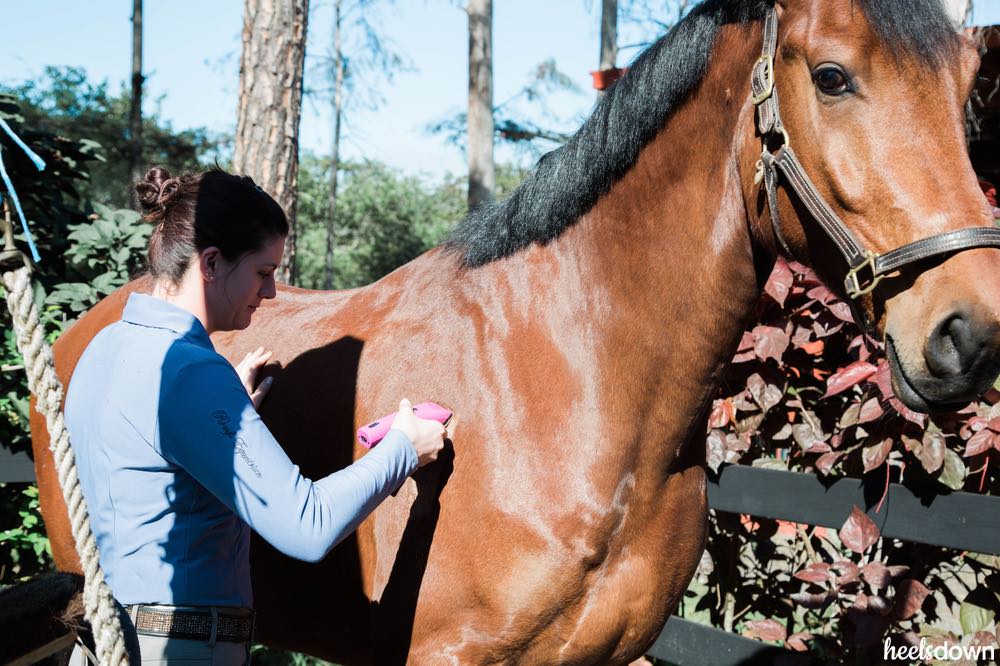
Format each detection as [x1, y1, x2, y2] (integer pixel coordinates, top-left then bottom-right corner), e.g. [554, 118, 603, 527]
[925, 313, 975, 377]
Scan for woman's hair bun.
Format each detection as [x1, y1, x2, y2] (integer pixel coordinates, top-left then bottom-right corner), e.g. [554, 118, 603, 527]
[136, 166, 185, 223]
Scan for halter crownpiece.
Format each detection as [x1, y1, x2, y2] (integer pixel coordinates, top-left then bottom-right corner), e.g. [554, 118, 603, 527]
[751, 6, 1000, 336]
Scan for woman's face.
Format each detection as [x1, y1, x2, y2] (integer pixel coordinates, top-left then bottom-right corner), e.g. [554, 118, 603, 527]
[208, 235, 285, 332]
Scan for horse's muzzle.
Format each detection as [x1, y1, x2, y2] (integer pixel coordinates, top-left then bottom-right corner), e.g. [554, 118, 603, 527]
[886, 310, 1000, 412]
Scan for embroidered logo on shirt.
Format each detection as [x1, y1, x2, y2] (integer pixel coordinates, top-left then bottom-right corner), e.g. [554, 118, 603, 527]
[212, 410, 263, 479]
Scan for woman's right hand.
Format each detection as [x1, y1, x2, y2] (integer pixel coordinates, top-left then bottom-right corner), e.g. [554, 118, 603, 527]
[390, 398, 446, 467]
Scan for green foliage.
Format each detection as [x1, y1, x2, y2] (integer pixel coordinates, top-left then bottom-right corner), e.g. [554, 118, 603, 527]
[296, 157, 452, 289]
[47, 204, 151, 316]
[250, 645, 335, 665]
[0, 93, 102, 454]
[0, 484, 51, 581]
[295, 154, 527, 290]
[2, 66, 226, 208]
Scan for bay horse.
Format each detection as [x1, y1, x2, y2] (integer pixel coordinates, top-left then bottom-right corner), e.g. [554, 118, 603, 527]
[31, 0, 1000, 663]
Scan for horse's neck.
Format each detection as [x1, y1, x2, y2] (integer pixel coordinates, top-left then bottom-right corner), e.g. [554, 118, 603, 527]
[505, 31, 766, 474]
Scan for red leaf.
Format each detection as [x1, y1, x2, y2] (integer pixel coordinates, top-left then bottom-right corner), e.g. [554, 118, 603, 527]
[824, 361, 878, 398]
[888, 395, 927, 427]
[887, 565, 910, 579]
[964, 428, 996, 457]
[793, 421, 828, 453]
[874, 361, 894, 401]
[918, 430, 945, 473]
[791, 590, 834, 608]
[839, 505, 880, 554]
[893, 579, 930, 620]
[747, 373, 783, 411]
[709, 399, 735, 429]
[857, 398, 884, 424]
[800, 340, 824, 355]
[805, 441, 832, 454]
[806, 283, 834, 303]
[706, 430, 725, 473]
[828, 299, 856, 324]
[868, 595, 892, 615]
[813, 320, 845, 338]
[743, 619, 787, 642]
[786, 632, 813, 652]
[733, 331, 755, 363]
[862, 562, 891, 590]
[752, 325, 790, 363]
[791, 325, 814, 349]
[832, 560, 862, 586]
[816, 451, 843, 475]
[862, 439, 893, 473]
[793, 563, 831, 585]
[765, 259, 794, 307]
[839, 402, 861, 428]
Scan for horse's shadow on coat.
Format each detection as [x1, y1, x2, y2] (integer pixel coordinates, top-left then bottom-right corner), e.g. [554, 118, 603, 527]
[253, 336, 452, 663]
[373, 442, 454, 664]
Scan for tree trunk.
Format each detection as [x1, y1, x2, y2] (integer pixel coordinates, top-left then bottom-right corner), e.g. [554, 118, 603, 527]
[466, 0, 494, 211]
[599, 0, 617, 72]
[324, 0, 344, 290]
[129, 0, 144, 196]
[233, 0, 310, 285]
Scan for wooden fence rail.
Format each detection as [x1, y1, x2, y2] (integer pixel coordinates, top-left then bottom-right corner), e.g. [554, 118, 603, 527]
[648, 464, 1000, 664]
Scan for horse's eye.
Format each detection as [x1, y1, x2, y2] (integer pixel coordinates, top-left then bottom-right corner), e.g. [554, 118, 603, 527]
[813, 65, 851, 96]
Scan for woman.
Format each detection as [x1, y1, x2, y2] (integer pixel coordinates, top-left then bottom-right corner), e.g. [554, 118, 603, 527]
[64, 167, 446, 664]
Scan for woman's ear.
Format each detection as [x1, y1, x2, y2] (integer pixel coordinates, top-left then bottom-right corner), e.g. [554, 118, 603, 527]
[199, 247, 222, 282]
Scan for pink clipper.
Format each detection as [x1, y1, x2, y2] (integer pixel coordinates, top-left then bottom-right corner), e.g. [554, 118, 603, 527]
[357, 402, 453, 448]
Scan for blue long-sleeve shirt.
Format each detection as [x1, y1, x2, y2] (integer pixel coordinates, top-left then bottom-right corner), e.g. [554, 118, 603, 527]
[64, 293, 418, 607]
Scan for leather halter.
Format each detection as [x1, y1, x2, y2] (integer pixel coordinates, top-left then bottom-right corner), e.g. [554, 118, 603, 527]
[751, 6, 1000, 337]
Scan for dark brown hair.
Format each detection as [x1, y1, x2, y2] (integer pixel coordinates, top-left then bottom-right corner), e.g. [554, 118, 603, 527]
[136, 166, 289, 284]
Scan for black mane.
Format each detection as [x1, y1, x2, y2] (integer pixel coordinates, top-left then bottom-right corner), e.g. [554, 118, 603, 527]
[446, 0, 961, 267]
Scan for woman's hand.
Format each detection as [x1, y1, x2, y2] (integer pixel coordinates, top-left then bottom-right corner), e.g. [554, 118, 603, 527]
[390, 398, 447, 467]
[235, 346, 274, 411]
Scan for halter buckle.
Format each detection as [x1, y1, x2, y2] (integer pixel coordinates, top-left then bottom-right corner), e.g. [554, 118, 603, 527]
[752, 54, 775, 105]
[844, 251, 883, 299]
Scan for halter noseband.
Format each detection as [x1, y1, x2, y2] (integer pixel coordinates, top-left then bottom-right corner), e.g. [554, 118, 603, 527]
[751, 7, 1000, 338]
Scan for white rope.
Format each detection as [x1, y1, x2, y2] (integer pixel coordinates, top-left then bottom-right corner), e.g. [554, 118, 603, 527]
[3, 266, 129, 665]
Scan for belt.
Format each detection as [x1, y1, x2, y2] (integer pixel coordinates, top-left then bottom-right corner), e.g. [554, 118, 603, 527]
[126, 604, 254, 643]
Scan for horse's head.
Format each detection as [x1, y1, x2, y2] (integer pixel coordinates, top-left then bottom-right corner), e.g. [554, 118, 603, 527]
[756, 0, 999, 412]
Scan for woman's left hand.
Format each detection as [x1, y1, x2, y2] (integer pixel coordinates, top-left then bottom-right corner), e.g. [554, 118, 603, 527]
[236, 346, 274, 410]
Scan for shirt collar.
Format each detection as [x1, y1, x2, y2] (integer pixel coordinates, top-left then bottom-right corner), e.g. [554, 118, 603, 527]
[121, 293, 214, 350]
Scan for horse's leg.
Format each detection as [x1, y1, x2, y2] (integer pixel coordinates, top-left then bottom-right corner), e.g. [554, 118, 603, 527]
[392, 442, 707, 665]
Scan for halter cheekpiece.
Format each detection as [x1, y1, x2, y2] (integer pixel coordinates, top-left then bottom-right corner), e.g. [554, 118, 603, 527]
[752, 6, 1000, 337]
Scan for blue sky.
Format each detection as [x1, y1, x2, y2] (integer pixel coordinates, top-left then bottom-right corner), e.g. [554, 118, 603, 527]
[3, 0, 1000, 182]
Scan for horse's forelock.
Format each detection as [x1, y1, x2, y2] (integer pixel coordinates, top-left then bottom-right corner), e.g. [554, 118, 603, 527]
[855, 0, 962, 68]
